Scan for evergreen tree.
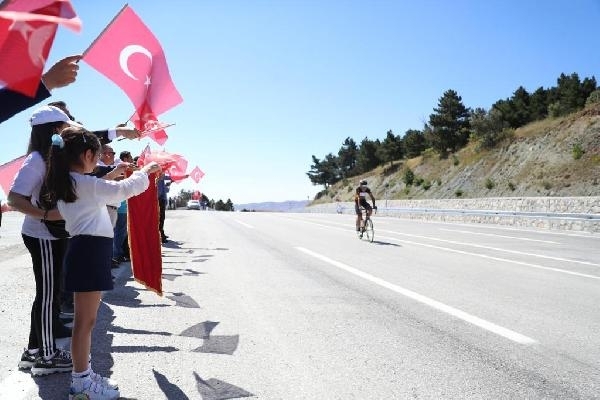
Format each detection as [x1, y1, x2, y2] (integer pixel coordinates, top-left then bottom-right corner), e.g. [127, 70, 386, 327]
[356, 137, 381, 173]
[581, 76, 598, 107]
[554, 73, 582, 115]
[511, 86, 531, 126]
[307, 155, 327, 187]
[529, 87, 548, 121]
[428, 89, 471, 156]
[306, 154, 341, 189]
[378, 130, 404, 167]
[402, 129, 427, 158]
[338, 137, 358, 177]
[225, 199, 234, 211]
[470, 107, 509, 149]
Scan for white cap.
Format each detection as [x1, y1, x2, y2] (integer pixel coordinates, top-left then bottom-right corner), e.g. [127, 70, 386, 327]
[30, 106, 83, 127]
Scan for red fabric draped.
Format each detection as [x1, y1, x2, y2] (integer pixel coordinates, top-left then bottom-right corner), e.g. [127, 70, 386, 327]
[127, 172, 162, 295]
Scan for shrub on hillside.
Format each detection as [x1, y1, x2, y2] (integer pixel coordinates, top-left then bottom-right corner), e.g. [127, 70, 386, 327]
[403, 168, 415, 186]
[586, 90, 600, 106]
[485, 178, 495, 190]
[572, 143, 584, 160]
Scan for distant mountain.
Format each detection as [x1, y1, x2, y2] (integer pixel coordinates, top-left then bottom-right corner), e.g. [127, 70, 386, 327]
[235, 200, 309, 212]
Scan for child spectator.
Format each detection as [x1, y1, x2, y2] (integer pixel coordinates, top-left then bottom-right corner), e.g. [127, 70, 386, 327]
[44, 127, 161, 399]
[8, 105, 79, 376]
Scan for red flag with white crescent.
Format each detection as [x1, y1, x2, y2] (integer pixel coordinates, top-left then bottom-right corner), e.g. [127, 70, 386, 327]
[189, 166, 204, 183]
[0, 0, 81, 96]
[82, 5, 182, 117]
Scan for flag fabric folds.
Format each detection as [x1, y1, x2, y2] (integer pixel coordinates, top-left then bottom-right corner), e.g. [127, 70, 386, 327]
[0, 0, 80, 96]
[82, 5, 182, 118]
[0, 0, 81, 31]
[0, 155, 26, 196]
[130, 106, 169, 146]
[189, 166, 205, 183]
[127, 171, 163, 295]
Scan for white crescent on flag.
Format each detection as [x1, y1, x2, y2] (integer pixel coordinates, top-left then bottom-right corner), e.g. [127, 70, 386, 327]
[190, 166, 204, 183]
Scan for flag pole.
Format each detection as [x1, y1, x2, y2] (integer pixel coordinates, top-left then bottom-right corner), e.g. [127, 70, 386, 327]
[117, 109, 145, 141]
[80, 3, 129, 58]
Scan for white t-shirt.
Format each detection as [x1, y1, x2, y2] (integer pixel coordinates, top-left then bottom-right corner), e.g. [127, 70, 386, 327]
[96, 160, 123, 208]
[9, 151, 54, 239]
[58, 171, 149, 238]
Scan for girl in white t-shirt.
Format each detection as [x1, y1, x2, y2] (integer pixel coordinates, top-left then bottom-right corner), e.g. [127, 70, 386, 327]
[8, 105, 81, 376]
[44, 127, 160, 400]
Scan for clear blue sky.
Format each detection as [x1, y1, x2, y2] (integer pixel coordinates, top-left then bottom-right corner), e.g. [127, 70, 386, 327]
[1, 0, 599, 204]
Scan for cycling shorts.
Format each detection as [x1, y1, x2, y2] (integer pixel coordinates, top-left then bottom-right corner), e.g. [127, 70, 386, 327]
[355, 200, 372, 215]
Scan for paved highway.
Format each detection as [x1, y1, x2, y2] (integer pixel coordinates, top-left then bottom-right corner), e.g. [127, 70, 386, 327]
[1, 210, 599, 399]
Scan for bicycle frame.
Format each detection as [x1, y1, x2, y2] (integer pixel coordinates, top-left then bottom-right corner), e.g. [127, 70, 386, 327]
[358, 206, 375, 242]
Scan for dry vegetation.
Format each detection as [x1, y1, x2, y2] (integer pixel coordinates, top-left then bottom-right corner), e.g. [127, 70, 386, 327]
[314, 104, 600, 204]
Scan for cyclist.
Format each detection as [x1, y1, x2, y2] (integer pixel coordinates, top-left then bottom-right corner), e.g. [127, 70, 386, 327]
[354, 179, 376, 235]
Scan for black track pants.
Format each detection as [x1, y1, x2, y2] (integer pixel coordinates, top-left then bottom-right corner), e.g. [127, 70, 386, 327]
[22, 234, 67, 358]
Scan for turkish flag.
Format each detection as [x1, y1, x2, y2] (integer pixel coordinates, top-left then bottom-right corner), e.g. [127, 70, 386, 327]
[0, 155, 26, 196]
[127, 171, 162, 295]
[82, 5, 182, 118]
[131, 104, 169, 146]
[0, 0, 80, 96]
[189, 166, 205, 183]
[0, 0, 81, 31]
[136, 144, 151, 167]
[141, 149, 187, 173]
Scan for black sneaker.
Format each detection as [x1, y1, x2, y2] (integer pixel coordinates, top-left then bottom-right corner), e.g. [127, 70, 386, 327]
[18, 349, 38, 370]
[31, 349, 72, 376]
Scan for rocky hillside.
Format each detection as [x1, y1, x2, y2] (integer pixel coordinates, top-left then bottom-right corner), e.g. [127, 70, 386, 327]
[313, 104, 600, 204]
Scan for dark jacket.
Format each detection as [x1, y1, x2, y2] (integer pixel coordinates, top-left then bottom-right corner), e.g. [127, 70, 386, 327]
[0, 83, 51, 124]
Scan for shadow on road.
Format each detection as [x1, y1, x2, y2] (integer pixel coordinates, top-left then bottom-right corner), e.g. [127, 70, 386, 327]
[33, 241, 251, 399]
[371, 240, 402, 247]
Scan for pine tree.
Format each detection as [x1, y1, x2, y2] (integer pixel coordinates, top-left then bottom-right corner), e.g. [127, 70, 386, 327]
[402, 129, 426, 158]
[378, 130, 403, 167]
[356, 137, 381, 173]
[428, 89, 471, 156]
[337, 137, 358, 177]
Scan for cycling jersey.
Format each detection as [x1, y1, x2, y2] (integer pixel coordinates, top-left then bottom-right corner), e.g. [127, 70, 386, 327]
[355, 186, 373, 214]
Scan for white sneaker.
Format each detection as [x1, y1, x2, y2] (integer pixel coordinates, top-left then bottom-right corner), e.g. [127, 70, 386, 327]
[69, 376, 120, 400]
[90, 370, 119, 390]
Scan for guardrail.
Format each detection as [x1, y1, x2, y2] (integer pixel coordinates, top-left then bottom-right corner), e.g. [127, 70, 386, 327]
[308, 198, 600, 233]
[365, 207, 600, 221]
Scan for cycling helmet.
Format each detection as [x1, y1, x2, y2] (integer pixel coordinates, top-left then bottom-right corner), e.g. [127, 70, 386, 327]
[360, 180, 367, 185]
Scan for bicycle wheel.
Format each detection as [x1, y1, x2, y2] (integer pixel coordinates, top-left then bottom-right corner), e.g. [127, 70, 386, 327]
[364, 218, 374, 242]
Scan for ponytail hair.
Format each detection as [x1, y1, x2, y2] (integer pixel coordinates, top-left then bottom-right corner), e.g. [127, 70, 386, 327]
[44, 127, 101, 204]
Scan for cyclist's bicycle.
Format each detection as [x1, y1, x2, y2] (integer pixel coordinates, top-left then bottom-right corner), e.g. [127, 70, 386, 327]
[357, 206, 376, 242]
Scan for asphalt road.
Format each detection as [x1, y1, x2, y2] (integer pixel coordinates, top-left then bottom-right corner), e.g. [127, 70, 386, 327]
[1, 210, 599, 399]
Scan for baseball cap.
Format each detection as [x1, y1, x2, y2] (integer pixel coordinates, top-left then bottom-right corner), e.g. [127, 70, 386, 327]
[30, 105, 83, 127]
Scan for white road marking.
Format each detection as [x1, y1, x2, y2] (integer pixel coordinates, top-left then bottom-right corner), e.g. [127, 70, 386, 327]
[438, 228, 559, 244]
[432, 220, 599, 239]
[378, 228, 600, 267]
[377, 234, 600, 280]
[282, 217, 600, 280]
[296, 246, 537, 344]
[0, 372, 37, 400]
[233, 219, 254, 229]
